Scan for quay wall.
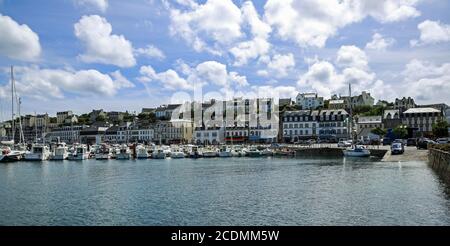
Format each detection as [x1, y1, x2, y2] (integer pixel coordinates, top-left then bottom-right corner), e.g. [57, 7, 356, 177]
[293, 147, 387, 158]
[428, 148, 450, 182]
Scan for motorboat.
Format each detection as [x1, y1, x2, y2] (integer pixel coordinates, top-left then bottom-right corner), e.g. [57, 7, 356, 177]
[186, 145, 203, 158]
[0, 146, 24, 163]
[68, 144, 89, 160]
[245, 146, 262, 157]
[25, 143, 51, 161]
[218, 146, 233, 157]
[136, 144, 149, 159]
[261, 148, 274, 156]
[170, 146, 186, 159]
[152, 148, 166, 159]
[50, 142, 69, 160]
[343, 145, 371, 157]
[116, 145, 131, 160]
[233, 146, 247, 157]
[95, 144, 112, 160]
[202, 147, 219, 158]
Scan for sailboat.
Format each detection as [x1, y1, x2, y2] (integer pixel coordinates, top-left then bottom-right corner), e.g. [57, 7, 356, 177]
[342, 83, 371, 157]
[0, 66, 26, 163]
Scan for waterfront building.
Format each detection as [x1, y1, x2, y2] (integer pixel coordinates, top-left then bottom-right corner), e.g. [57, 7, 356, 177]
[296, 93, 324, 110]
[312, 109, 349, 140]
[22, 115, 36, 128]
[194, 127, 224, 145]
[153, 120, 193, 144]
[224, 127, 248, 144]
[402, 108, 443, 137]
[56, 111, 73, 125]
[383, 109, 402, 129]
[35, 114, 49, 128]
[79, 126, 109, 145]
[282, 110, 316, 142]
[394, 97, 416, 113]
[356, 116, 383, 141]
[328, 99, 345, 109]
[107, 111, 125, 123]
[46, 125, 88, 143]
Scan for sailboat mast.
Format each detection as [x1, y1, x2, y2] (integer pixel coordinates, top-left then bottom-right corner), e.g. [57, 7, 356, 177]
[348, 83, 353, 141]
[11, 66, 15, 143]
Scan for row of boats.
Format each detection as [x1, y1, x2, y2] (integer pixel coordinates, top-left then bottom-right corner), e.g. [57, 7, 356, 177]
[0, 142, 296, 162]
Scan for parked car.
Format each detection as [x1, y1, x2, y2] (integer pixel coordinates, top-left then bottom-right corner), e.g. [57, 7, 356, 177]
[436, 138, 449, 144]
[338, 140, 352, 148]
[417, 138, 436, 149]
[406, 138, 417, 146]
[391, 142, 404, 155]
[393, 139, 407, 145]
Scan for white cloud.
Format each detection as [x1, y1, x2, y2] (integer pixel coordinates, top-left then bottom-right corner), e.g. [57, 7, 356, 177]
[135, 45, 166, 59]
[74, 15, 136, 67]
[365, 33, 395, 51]
[264, 0, 420, 48]
[410, 20, 450, 46]
[0, 66, 133, 100]
[229, 1, 272, 66]
[138, 60, 248, 91]
[169, 0, 243, 53]
[336, 45, 368, 70]
[169, 0, 272, 65]
[75, 0, 108, 12]
[400, 59, 450, 104]
[298, 45, 391, 100]
[0, 14, 41, 61]
[258, 53, 296, 78]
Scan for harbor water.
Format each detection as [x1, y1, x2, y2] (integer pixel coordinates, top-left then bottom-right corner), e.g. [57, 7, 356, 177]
[1, 157, 450, 226]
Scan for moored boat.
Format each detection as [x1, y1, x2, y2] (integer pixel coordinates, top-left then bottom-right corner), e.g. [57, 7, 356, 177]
[25, 143, 51, 161]
[343, 145, 371, 157]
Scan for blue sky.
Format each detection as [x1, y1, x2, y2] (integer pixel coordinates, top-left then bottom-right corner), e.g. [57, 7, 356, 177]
[0, 0, 449, 120]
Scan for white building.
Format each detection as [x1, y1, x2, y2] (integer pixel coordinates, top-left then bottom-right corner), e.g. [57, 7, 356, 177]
[46, 125, 87, 143]
[312, 109, 349, 140]
[296, 93, 324, 110]
[282, 110, 316, 142]
[194, 127, 224, 145]
[356, 116, 383, 141]
[402, 108, 442, 137]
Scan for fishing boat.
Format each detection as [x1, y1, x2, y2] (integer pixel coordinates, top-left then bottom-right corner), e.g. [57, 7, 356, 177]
[116, 145, 131, 160]
[343, 145, 370, 157]
[232, 146, 247, 157]
[68, 144, 89, 160]
[95, 144, 112, 160]
[50, 142, 69, 160]
[24, 143, 51, 161]
[136, 144, 149, 159]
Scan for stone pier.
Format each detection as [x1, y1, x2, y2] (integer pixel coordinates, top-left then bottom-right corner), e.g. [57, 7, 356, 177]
[428, 148, 450, 182]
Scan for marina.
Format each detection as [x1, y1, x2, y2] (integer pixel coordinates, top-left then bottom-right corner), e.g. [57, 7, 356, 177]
[1, 156, 449, 226]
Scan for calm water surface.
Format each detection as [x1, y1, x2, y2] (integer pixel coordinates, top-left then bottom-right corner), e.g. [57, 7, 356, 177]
[1, 157, 450, 225]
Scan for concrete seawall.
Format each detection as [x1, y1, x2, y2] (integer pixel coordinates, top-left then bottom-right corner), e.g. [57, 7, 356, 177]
[294, 147, 387, 158]
[428, 148, 450, 182]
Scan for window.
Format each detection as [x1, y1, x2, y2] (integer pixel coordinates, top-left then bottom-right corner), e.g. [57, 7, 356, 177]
[212, 132, 217, 137]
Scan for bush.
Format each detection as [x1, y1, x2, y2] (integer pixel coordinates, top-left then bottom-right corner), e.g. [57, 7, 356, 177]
[430, 144, 450, 152]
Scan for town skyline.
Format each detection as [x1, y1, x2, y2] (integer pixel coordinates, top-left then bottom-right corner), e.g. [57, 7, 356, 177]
[1, 0, 450, 120]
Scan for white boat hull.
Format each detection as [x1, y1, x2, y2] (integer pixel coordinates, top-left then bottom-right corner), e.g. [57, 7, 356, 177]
[25, 153, 49, 161]
[219, 151, 233, 157]
[343, 150, 370, 157]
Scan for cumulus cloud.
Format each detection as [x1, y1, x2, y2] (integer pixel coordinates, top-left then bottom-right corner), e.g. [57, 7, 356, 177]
[400, 59, 450, 104]
[257, 53, 296, 78]
[135, 45, 166, 59]
[138, 60, 248, 91]
[264, 0, 420, 48]
[298, 45, 391, 100]
[410, 20, 450, 46]
[0, 66, 134, 100]
[169, 0, 271, 65]
[75, 0, 108, 12]
[0, 14, 41, 61]
[74, 15, 136, 67]
[365, 33, 395, 51]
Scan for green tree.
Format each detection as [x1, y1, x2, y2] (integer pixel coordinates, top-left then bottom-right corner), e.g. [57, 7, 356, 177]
[95, 114, 106, 122]
[393, 125, 408, 139]
[432, 120, 449, 137]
